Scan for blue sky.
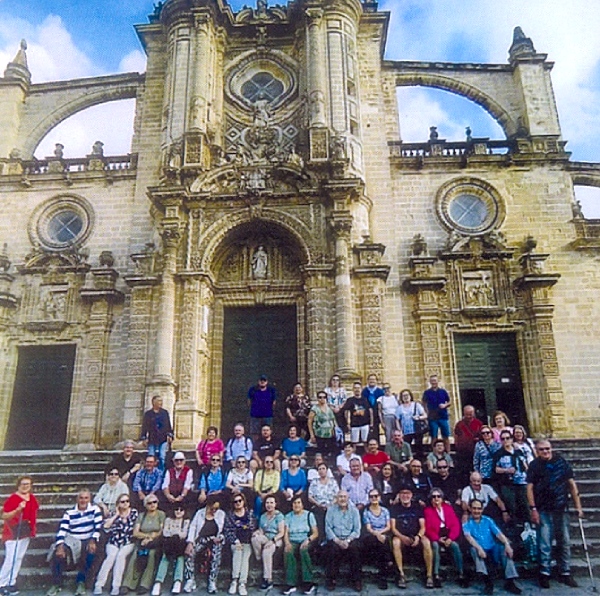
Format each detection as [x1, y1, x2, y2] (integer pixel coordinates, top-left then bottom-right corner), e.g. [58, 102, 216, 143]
[1, 0, 599, 212]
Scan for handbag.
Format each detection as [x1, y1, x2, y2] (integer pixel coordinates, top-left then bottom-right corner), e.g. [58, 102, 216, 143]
[413, 403, 429, 435]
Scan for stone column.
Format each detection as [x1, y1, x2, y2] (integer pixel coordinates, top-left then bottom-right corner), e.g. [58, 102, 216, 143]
[514, 253, 565, 436]
[330, 211, 357, 376]
[77, 266, 124, 448]
[303, 264, 335, 396]
[190, 12, 211, 133]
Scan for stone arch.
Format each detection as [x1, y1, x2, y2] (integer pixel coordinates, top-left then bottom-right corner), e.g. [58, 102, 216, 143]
[571, 172, 600, 188]
[22, 76, 142, 157]
[394, 72, 517, 138]
[197, 208, 314, 277]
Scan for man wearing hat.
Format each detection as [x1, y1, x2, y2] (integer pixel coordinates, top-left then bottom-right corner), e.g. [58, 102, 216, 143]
[247, 375, 277, 436]
[390, 484, 433, 589]
[162, 452, 194, 509]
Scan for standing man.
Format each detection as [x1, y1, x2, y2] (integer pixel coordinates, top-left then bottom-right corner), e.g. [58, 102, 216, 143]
[247, 375, 277, 437]
[453, 405, 483, 483]
[342, 382, 372, 449]
[46, 490, 103, 596]
[140, 395, 173, 472]
[324, 490, 362, 592]
[361, 374, 385, 443]
[526, 440, 583, 589]
[422, 375, 451, 454]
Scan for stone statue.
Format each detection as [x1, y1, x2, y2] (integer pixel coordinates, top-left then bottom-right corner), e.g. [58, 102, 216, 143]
[429, 126, 439, 141]
[252, 245, 268, 279]
[54, 143, 64, 159]
[253, 95, 271, 129]
[465, 127, 472, 142]
[91, 141, 104, 157]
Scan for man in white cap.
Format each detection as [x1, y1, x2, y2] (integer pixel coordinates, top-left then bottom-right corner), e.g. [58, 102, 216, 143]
[162, 452, 194, 509]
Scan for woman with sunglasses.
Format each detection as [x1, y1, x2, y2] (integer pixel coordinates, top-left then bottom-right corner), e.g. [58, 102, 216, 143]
[424, 489, 466, 588]
[198, 455, 226, 508]
[94, 493, 138, 596]
[196, 427, 225, 470]
[251, 495, 285, 590]
[473, 426, 501, 484]
[308, 392, 338, 457]
[225, 456, 254, 506]
[279, 455, 307, 513]
[324, 374, 347, 432]
[281, 425, 307, 470]
[362, 490, 392, 590]
[122, 495, 165, 594]
[151, 506, 190, 595]
[224, 493, 256, 596]
[95, 468, 130, 518]
[184, 494, 225, 595]
[253, 456, 281, 517]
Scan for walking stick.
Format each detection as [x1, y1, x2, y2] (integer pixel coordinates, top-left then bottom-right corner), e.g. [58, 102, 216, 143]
[6, 510, 23, 594]
[579, 517, 597, 592]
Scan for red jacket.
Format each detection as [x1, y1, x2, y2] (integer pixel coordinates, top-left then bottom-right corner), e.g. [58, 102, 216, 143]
[2, 493, 39, 541]
[453, 418, 483, 456]
[424, 503, 461, 542]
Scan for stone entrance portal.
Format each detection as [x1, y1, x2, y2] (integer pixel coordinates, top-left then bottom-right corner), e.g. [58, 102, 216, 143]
[7, 344, 76, 450]
[221, 305, 298, 436]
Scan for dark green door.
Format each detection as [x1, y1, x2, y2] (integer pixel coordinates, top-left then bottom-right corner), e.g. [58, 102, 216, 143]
[6, 344, 76, 450]
[221, 306, 297, 439]
[454, 333, 527, 430]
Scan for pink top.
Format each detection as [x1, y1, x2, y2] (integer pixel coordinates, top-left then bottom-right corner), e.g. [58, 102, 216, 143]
[196, 439, 225, 466]
[492, 426, 513, 443]
[424, 503, 461, 542]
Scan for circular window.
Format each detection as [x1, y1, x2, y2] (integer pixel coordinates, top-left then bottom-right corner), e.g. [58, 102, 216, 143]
[436, 178, 504, 235]
[241, 72, 284, 104]
[30, 195, 93, 250]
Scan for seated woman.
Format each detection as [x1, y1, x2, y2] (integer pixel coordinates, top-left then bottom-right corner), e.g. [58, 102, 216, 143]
[253, 456, 280, 518]
[224, 493, 256, 596]
[281, 425, 308, 470]
[251, 495, 285, 591]
[94, 493, 138, 596]
[184, 494, 225, 595]
[335, 444, 362, 479]
[373, 462, 400, 509]
[225, 456, 254, 506]
[122, 495, 165, 595]
[307, 462, 339, 539]
[361, 489, 392, 590]
[195, 427, 225, 470]
[282, 496, 318, 595]
[306, 453, 334, 484]
[151, 506, 190, 595]
[197, 455, 227, 508]
[426, 439, 454, 474]
[94, 468, 130, 517]
[279, 456, 307, 513]
[423, 488, 467, 588]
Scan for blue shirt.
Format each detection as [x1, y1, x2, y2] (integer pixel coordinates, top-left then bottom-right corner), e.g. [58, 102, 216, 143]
[280, 468, 307, 493]
[422, 388, 450, 420]
[248, 385, 277, 418]
[463, 515, 502, 551]
[132, 468, 163, 493]
[282, 437, 307, 457]
[198, 468, 226, 493]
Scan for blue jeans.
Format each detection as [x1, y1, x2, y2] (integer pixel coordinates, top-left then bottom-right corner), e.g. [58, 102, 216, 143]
[429, 419, 450, 439]
[538, 510, 571, 576]
[432, 540, 463, 576]
[148, 442, 169, 471]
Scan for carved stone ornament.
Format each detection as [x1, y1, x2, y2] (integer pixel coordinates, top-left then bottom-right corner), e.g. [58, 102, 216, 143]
[463, 270, 496, 308]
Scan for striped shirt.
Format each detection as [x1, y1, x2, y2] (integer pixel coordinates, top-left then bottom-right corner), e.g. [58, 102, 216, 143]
[56, 504, 103, 544]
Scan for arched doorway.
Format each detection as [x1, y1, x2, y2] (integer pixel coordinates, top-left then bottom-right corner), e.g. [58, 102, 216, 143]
[206, 218, 309, 438]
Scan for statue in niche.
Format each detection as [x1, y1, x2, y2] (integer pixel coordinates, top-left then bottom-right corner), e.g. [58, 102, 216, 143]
[253, 94, 272, 129]
[252, 245, 268, 279]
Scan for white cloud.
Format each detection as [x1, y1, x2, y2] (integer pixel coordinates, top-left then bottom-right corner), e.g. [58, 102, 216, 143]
[574, 186, 600, 220]
[119, 49, 146, 73]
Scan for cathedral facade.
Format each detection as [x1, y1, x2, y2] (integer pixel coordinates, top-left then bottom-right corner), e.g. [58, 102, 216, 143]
[0, 0, 599, 450]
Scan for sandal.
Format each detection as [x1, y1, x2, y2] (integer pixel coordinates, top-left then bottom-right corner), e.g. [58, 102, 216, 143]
[426, 577, 434, 589]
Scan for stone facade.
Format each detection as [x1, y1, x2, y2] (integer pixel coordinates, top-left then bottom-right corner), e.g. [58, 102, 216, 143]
[0, 0, 599, 449]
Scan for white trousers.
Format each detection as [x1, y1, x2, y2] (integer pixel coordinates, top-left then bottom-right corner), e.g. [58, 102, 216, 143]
[0, 538, 30, 587]
[95, 542, 136, 593]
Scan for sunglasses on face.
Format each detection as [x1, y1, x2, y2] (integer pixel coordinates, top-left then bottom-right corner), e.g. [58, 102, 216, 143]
[119, 499, 130, 504]
[369, 494, 380, 499]
[108, 472, 119, 476]
[147, 500, 159, 505]
[431, 495, 442, 499]
[233, 498, 243, 504]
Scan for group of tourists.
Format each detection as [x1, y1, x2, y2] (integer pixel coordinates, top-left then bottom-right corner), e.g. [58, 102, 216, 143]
[0, 377, 584, 596]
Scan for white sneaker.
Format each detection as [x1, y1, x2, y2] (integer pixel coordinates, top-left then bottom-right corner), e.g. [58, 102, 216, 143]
[228, 580, 238, 595]
[182, 581, 195, 594]
[238, 584, 247, 596]
[171, 582, 181, 595]
[151, 583, 161, 596]
[207, 581, 217, 595]
[93, 588, 103, 596]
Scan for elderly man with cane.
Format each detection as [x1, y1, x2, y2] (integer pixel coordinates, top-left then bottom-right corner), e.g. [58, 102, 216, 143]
[526, 439, 583, 589]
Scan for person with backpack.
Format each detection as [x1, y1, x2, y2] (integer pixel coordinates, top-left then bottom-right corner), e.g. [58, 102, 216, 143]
[224, 425, 253, 471]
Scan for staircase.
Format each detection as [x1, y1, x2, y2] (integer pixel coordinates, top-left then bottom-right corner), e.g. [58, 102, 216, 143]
[0, 439, 596, 590]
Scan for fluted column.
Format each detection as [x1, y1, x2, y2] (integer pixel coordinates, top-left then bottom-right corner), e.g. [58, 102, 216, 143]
[330, 211, 357, 375]
[190, 12, 211, 133]
[306, 7, 327, 128]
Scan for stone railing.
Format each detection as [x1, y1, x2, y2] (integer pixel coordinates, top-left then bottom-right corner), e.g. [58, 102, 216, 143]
[388, 138, 513, 159]
[1, 154, 138, 176]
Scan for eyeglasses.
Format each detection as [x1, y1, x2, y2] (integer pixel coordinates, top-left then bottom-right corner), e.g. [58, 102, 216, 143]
[211, 458, 221, 462]
[431, 495, 442, 499]
[437, 465, 448, 469]
[481, 431, 492, 435]
[265, 460, 274, 464]
[237, 460, 246, 464]
[290, 458, 300, 462]
[369, 494, 380, 499]
[119, 499, 130, 504]
[318, 395, 327, 399]
[501, 436, 512, 441]
[233, 498, 243, 504]
[538, 447, 551, 452]
[108, 472, 119, 476]
[147, 500, 159, 505]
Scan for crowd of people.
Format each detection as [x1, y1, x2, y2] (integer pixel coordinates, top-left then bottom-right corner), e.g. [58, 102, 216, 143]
[0, 377, 585, 596]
